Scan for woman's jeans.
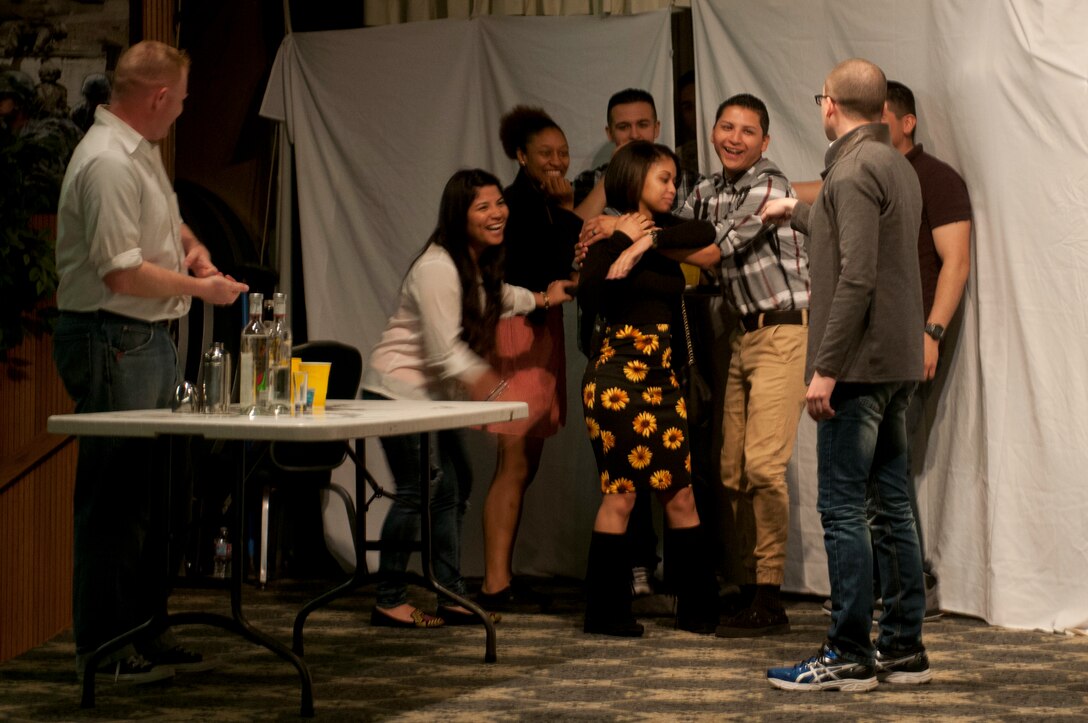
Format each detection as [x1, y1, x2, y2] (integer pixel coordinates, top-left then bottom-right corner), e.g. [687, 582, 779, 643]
[817, 381, 925, 663]
[365, 394, 472, 608]
[53, 311, 179, 669]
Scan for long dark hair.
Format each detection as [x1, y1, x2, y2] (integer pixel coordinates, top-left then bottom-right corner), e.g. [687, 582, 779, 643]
[604, 140, 679, 213]
[419, 169, 505, 356]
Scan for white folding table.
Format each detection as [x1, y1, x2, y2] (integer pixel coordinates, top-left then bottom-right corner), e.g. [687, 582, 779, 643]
[48, 399, 527, 717]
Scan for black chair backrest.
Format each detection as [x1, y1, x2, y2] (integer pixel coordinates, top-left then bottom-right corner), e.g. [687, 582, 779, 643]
[269, 340, 364, 471]
[293, 341, 363, 400]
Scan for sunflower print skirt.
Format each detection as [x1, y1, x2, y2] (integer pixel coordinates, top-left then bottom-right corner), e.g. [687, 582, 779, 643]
[581, 322, 692, 495]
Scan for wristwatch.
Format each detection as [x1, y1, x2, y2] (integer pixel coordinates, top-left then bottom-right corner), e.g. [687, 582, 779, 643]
[924, 322, 945, 342]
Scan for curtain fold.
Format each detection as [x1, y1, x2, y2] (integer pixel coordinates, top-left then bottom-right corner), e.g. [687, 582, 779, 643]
[693, 0, 1088, 633]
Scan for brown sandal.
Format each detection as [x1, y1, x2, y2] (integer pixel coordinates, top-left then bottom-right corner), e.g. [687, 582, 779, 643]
[370, 607, 445, 628]
[437, 606, 502, 626]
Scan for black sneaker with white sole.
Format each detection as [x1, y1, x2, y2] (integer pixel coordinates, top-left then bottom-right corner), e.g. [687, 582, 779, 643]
[87, 654, 175, 685]
[144, 645, 216, 673]
[875, 647, 932, 684]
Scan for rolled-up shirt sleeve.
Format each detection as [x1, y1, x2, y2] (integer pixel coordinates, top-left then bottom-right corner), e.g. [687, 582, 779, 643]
[80, 151, 146, 277]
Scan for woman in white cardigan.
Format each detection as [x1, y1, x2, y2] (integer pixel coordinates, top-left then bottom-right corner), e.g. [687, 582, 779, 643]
[362, 169, 574, 627]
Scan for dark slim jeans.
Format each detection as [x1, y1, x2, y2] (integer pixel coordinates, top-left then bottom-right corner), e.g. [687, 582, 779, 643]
[53, 311, 179, 669]
[366, 394, 472, 608]
[817, 381, 925, 663]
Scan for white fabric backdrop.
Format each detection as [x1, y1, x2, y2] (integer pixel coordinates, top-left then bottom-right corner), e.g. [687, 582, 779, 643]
[260, 11, 675, 582]
[693, 0, 1088, 632]
[260, 1, 1088, 632]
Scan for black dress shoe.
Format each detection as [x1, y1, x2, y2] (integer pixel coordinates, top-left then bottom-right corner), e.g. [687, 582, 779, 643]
[436, 606, 502, 626]
[476, 582, 553, 611]
[714, 605, 790, 638]
[370, 607, 445, 628]
[583, 617, 644, 637]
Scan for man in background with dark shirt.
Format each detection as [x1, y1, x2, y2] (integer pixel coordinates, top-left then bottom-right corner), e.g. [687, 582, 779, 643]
[882, 80, 972, 617]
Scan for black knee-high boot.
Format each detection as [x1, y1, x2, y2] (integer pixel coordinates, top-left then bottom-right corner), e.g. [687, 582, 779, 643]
[583, 531, 644, 637]
[665, 525, 720, 634]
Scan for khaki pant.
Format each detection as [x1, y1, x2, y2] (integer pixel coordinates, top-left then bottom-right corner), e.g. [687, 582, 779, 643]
[720, 323, 807, 586]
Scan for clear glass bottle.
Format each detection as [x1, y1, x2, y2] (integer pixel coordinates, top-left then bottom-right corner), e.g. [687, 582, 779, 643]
[239, 292, 270, 415]
[263, 297, 275, 332]
[268, 292, 292, 415]
[213, 526, 232, 578]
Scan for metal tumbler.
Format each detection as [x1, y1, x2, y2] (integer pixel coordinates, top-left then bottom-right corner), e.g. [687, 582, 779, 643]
[202, 342, 230, 414]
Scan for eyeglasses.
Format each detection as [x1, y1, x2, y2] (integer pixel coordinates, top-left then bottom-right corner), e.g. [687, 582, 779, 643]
[814, 94, 834, 106]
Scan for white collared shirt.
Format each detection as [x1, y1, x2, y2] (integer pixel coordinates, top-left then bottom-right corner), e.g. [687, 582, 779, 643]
[56, 106, 189, 321]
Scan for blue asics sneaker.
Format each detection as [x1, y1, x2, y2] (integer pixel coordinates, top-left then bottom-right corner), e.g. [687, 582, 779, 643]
[875, 647, 932, 684]
[767, 643, 878, 692]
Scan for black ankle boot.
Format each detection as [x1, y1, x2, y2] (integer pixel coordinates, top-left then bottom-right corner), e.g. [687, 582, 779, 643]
[715, 583, 790, 638]
[752, 583, 785, 613]
[720, 583, 756, 618]
[583, 531, 644, 637]
[665, 525, 719, 634]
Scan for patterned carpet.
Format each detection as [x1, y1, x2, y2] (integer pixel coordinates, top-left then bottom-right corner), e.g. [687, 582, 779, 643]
[2, 579, 1087, 721]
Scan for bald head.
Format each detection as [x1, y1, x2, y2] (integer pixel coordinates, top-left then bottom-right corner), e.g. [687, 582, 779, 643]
[825, 58, 886, 122]
[112, 41, 190, 102]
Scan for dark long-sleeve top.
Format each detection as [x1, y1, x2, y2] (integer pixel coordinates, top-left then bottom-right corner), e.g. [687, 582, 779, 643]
[502, 168, 583, 324]
[577, 216, 715, 350]
[790, 123, 923, 384]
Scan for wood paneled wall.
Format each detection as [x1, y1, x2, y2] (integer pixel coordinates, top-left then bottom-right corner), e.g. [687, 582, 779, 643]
[0, 313, 76, 663]
[143, 0, 177, 178]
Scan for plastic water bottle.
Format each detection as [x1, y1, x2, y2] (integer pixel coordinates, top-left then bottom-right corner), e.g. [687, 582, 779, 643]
[213, 527, 232, 578]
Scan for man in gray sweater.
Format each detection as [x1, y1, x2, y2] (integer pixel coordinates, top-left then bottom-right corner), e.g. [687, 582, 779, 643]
[760, 58, 929, 692]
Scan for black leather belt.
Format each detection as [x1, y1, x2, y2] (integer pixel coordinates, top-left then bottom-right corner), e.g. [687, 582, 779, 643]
[739, 309, 808, 332]
[62, 309, 173, 328]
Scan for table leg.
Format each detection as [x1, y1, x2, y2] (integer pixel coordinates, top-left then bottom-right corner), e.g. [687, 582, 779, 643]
[78, 616, 157, 708]
[417, 432, 497, 663]
[292, 440, 367, 655]
[79, 436, 315, 715]
[235, 441, 315, 716]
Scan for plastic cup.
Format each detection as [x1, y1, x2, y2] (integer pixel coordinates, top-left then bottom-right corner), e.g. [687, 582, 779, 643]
[291, 370, 308, 413]
[297, 361, 331, 407]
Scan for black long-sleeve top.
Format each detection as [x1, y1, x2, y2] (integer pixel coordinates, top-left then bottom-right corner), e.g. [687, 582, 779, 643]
[502, 168, 582, 324]
[577, 215, 715, 350]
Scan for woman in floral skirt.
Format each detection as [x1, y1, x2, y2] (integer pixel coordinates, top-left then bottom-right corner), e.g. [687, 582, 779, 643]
[577, 141, 720, 636]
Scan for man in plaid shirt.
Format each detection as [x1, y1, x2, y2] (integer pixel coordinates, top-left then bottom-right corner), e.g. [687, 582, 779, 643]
[677, 93, 810, 638]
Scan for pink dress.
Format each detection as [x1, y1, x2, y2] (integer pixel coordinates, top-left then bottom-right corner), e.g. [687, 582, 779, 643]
[484, 306, 566, 437]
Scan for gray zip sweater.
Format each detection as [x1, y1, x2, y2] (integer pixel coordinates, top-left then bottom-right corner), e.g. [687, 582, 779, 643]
[790, 123, 924, 384]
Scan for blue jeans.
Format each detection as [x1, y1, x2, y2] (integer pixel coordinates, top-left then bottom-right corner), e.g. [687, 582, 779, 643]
[817, 381, 925, 663]
[366, 395, 471, 608]
[53, 311, 179, 667]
